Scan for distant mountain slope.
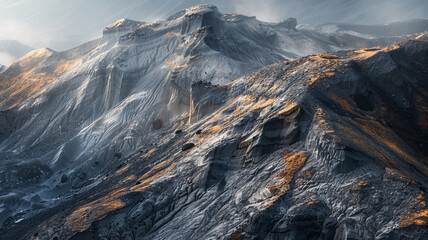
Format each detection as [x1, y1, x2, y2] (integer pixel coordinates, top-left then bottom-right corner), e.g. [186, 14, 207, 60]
[0, 5, 428, 239]
[0, 40, 99, 110]
[0, 40, 33, 66]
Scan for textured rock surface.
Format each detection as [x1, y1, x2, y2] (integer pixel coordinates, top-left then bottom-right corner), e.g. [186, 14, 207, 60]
[2, 34, 427, 240]
[1, 5, 428, 240]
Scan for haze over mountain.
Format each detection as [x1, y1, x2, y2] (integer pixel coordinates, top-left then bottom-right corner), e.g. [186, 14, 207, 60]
[0, 4, 428, 240]
[0, 40, 33, 66]
[0, 0, 427, 50]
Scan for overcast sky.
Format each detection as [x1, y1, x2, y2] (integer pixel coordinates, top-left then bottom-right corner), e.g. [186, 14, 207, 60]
[0, 0, 427, 51]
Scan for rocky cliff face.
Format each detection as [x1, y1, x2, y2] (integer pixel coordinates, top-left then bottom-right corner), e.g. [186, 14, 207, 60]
[0, 5, 428, 240]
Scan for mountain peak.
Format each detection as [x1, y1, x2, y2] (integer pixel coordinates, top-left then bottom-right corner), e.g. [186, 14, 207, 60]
[19, 48, 54, 61]
[166, 4, 219, 21]
[186, 4, 219, 14]
[105, 18, 142, 30]
[103, 18, 143, 35]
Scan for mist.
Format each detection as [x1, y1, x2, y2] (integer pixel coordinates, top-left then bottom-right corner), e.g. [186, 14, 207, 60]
[0, 0, 427, 53]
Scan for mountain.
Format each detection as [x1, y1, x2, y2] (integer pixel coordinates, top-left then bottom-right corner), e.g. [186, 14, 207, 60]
[0, 40, 34, 66]
[0, 5, 428, 240]
[306, 19, 428, 48]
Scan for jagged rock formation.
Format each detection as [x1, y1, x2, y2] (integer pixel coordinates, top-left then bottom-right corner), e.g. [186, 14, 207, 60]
[0, 5, 428, 240]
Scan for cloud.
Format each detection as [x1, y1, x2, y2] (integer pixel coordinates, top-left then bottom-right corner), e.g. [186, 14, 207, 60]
[0, 52, 15, 65]
[231, 0, 284, 22]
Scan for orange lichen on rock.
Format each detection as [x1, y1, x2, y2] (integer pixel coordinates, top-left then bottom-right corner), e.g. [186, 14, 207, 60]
[314, 108, 337, 136]
[65, 187, 126, 232]
[248, 97, 278, 111]
[233, 106, 242, 113]
[166, 31, 175, 37]
[130, 160, 175, 192]
[305, 56, 342, 86]
[353, 45, 400, 60]
[332, 93, 376, 120]
[244, 95, 254, 105]
[112, 164, 130, 176]
[266, 151, 307, 207]
[278, 101, 298, 115]
[267, 84, 278, 93]
[230, 234, 243, 240]
[124, 175, 137, 183]
[331, 94, 362, 117]
[0, 56, 82, 109]
[357, 180, 369, 187]
[400, 209, 428, 227]
[353, 118, 428, 176]
[66, 158, 176, 232]
[318, 53, 341, 60]
[165, 60, 178, 68]
[351, 180, 370, 191]
[209, 125, 223, 133]
[202, 96, 278, 141]
[299, 170, 312, 177]
[400, 190, 428, 227]
[141, 148, 158, 159]
[333, 116, 428, 176]
[164, 56, 192, 69]
[295, 170, 312, 187]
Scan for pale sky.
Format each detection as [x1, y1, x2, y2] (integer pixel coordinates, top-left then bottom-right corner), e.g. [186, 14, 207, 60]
[0, 0, 427, 51]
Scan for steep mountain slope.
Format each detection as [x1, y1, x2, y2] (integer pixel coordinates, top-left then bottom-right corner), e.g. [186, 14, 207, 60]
[3, 34, 428, 240]
[0, 41, 98, 110]
[1, 4, 428, 240]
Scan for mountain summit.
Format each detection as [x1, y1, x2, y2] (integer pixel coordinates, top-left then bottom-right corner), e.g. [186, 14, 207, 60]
[0, 5, 428, 240]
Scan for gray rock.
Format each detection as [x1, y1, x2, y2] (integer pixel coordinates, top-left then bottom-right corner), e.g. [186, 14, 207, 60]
[182, 143, 195, 151]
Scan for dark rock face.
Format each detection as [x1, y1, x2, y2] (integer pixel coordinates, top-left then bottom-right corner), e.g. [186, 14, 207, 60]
[182, 143, 195, 151]
[60, 174, 68, 183]
[189, 80, 227, 123]
[279, 18, 298, 30]
[152, 119, 163, 130]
